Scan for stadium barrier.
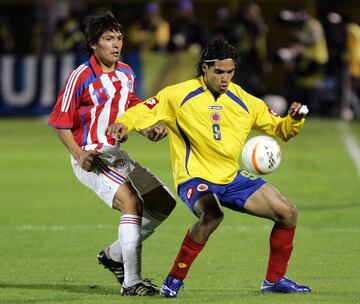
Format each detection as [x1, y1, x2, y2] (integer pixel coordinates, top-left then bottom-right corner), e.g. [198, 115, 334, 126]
[0, 49, 199, 116]
[0, 53, 77, 115]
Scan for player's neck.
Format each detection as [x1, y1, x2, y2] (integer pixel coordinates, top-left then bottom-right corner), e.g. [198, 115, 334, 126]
[206, 85, 221, 100]
[95, 57, 116, 72]
[210, 90, 220, 100]
[203, 78, 221, 100]
[99, 62, 116, 72]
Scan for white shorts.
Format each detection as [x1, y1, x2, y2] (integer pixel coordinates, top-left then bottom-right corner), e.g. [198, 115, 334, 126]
[71, 147, 163, 208]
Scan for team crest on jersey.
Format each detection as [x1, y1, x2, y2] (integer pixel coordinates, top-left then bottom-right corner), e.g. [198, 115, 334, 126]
[93, 87, 110, 104]
[197, 184, 209, 191]
[144, 97, 159, 109]
[208, 105, 223, 110]
[127, 79, 134, 92]
[211, 112, 221, 123]
[187, 186, 195, 200]
[268, 107, 278, 116]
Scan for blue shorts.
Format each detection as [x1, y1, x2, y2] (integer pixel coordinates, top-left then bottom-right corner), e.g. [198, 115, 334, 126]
[177, 169, 266, 214]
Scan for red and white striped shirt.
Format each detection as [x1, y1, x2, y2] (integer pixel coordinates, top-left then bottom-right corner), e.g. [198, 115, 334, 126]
[48, 55, 141, 151]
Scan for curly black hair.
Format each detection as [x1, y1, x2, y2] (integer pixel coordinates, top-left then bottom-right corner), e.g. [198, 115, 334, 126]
[83, 12, 122, 55]
[196, 38, 237, 76]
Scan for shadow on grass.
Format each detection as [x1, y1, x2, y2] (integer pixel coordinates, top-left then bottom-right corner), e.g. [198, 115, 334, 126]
[0, 283, 118, 296]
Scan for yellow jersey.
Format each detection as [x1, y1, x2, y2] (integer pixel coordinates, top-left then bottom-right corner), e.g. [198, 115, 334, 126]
[116, 77, 304, 187]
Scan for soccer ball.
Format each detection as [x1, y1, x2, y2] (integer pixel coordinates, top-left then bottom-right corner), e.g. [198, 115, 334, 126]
[241, 136, 281, 175]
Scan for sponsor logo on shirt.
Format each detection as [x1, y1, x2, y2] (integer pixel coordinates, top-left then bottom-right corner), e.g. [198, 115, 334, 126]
[127, 79, 134, 92]
[268, 107, 278, 116]
[211, 112, 221, 123]
[93, 87, 110, 104]
[197, 184, 209, 191]
[208, 105, 223, 110]
[144, 97, 159, 109]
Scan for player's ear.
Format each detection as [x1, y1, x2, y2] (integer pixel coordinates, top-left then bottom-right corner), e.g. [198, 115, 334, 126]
[90, 43, 97, 51]
[202, 63, 207, 74]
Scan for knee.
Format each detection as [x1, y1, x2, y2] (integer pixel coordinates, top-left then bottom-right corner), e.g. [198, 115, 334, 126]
[128, 192, 144, 214]
[279, 203, 297, 227]
[200, 208, 224, 229]
[113, 190, 143, 215]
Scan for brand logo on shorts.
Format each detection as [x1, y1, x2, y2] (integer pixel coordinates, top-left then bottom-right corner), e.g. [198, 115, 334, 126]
[114, 158, 128, 168]
[187, 186, 194, 200]
[197, 184, 209, 191]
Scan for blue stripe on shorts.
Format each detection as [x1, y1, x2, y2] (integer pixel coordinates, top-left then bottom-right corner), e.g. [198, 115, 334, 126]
[177, 169, 266, 214]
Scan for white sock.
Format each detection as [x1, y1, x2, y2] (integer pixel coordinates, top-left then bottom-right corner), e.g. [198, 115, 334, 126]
[108, 240, 122, 262]
[108, 208, 168, 263]
[119, 214, 142, 287]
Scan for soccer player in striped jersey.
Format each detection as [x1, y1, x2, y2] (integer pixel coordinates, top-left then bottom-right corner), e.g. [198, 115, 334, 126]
[48, 12, 176, 296]
[107, 38, 311, 297]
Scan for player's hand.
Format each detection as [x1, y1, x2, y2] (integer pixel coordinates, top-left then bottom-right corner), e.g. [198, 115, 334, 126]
[106, 123, 128, 141]
[146, 125, 167, 142]
[77, 150, 98, 172]
[288, 102, 308, 120]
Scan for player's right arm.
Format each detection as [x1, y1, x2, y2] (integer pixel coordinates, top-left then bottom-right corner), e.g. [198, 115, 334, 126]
[53, 129, 97, 172]
[49, 65, 96, 172]
[107, 88, 174, 139]
[139, 125, 168, 142]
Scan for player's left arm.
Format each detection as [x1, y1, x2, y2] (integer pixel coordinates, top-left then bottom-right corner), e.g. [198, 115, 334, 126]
[287, 101, 308, 120]
[107, 88, 173, 140]
[126, 92, 168, 142]
[254, 100, 308, 141]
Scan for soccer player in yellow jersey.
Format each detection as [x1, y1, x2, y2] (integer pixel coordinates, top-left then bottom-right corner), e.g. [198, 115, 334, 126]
[107, 38, 311, 297]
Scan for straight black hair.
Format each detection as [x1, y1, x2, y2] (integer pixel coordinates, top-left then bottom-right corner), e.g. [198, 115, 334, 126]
[83, 12, 122, 55]
[197, 38, 237, 76]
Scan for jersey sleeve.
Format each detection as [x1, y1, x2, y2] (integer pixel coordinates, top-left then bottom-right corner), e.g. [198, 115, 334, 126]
[48, 69, 83, 129]
[252, 97, 305, 141]
[126, 91, 142, 109]
[125, 76, 142, 110]
[116, 87, 175, 131]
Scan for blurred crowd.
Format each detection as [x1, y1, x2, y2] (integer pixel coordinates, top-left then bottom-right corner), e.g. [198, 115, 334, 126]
[0, 0, 360, 119]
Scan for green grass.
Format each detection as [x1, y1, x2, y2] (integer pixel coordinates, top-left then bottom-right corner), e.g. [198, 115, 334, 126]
[0, 118, 359, 304]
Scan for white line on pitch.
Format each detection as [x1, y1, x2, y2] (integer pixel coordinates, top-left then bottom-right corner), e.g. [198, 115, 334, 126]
[11, 224, 115, 231]
[337, 121, 360, 176]
[1, 224, 359, 233]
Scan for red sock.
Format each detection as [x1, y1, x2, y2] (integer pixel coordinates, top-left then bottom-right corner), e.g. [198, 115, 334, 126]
[265, 224, 295, 283]
[169, 231, 207, 280]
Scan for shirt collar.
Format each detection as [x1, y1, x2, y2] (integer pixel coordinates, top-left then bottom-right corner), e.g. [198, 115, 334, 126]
[198, 76, 208, 91]
[198, 76, 234, 100]
[90, 55, 118, 77]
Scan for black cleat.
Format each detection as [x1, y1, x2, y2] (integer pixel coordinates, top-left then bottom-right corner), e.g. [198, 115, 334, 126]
[97, 249, 124, 285]
[121, 280, 159, 296]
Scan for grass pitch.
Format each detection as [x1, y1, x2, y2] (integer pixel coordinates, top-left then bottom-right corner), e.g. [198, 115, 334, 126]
[0, 118, 359, 304]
